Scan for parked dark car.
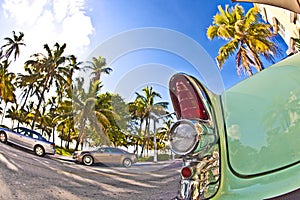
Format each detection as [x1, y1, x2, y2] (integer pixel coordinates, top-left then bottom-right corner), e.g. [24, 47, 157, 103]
[0, 127, 55, 157]
[73, 146, 137, 168]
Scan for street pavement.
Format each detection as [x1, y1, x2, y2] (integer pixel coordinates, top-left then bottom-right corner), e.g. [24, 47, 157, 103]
[49, 154, 182, 173]
[0, 144, 181, 200]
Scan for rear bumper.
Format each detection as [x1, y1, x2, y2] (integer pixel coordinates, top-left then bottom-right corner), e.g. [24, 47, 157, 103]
[46, 148, 56, 155]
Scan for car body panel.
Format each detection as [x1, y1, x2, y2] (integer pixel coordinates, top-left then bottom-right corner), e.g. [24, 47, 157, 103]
[212, 54, 300, 199]
[221, 54, 300, 176]
[92, 148, 112, 163]
[0, 127, 55, 155]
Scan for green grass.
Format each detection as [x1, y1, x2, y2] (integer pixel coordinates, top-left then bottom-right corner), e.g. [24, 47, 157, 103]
[55, 146, 74, 156]
[138, 154, 171, 162]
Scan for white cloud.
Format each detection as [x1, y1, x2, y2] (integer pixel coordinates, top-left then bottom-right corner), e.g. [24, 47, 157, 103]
[2, 0, 47, 26]
[1, 0, 94, 62]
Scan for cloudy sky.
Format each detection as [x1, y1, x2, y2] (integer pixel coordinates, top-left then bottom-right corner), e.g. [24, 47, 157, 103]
[1, 0, 93, 61]
[0, 0, 287, 101]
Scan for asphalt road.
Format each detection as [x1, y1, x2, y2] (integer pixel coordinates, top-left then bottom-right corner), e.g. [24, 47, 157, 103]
[0, 142, 182, 200]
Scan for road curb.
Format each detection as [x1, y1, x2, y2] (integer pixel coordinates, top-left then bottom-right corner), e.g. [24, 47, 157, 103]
[49, 154, 74, 162]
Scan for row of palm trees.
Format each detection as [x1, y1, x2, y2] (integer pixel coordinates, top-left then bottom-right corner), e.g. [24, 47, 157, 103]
[0, 4, 284, 155]
[0, 31, 172, 155]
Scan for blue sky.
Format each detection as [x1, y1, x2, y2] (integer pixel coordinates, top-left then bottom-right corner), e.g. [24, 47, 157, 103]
[87, 0, 253, 95]
[0, 0, 288, 103]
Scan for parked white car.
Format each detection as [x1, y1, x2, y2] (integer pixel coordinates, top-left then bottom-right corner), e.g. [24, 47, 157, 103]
[0, 127, 55, 156]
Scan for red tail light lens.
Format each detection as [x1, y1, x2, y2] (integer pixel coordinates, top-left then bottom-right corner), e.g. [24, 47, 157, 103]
[169, 74, 209, 120]
[181, 166, 193, 178]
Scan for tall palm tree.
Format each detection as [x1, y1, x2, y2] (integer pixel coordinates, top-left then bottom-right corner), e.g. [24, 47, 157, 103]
[0, 60, 16, 123]
[1, 31, 25, 61]
[73, 79, 112, 151]
[24, 43, 69, 128]
[0, 60, 16, 103]
[132, 86, 168, 157]
[96, 93, 130, 147]
[86, 56, 112, 82]
[58, 54, 82, 102]
[207, 4, 280, 76]
[54, 99, 76, 149]
[128, 97, 147, 155]
[16, 69, 41, 111]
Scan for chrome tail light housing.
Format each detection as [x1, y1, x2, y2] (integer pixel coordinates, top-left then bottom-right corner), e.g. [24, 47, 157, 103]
[169, 73, 220, 200]
[169, 120, 217, 156]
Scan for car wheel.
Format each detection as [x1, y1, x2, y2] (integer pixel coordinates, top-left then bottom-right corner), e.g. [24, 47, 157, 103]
[0, 132, 7, 143]
[123, 158, 132, 168]
[82, 155, 94, 166]
[34, 145, 45, 157]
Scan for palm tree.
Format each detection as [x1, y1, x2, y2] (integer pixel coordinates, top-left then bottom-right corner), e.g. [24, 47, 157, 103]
[16, 69, 41, 111]
[0, 60, 16, 123]
[24, 43, 69, 128]
[86, 56, 112, 82]
[95, 93, 132, 147]
[131, 86, 168, 157]
[1, 31, 25, 61]
[157, 119, 173, 148]
[73, 79, 112, 151]
[128, 98, 147, 155]
[5, 103, 20, 128]
[54, 99, 76, 149]
[35, 104, 53, 140]
[59, 54, 82, 102]
[207, 4, 279, 76]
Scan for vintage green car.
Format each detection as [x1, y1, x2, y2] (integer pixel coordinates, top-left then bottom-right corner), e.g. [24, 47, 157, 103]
[168, 53, 300, 199]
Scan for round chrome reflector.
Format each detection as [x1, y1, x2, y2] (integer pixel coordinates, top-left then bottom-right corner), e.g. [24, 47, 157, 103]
[169, 120, 198, 155]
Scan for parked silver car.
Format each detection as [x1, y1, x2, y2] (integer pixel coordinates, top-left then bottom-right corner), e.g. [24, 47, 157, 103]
[73, 147, 137, 168]
[0, 127, 56, 156]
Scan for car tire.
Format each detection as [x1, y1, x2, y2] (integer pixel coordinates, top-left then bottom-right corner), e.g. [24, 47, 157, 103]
[123, 158, 132, 168]
[0, 131, 7, 143]
[82, 155, 94, 166]
[34, 145, 45, 157]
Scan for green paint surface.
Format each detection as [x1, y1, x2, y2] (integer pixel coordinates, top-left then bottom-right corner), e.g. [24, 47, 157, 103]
[222, 55, 300, 176]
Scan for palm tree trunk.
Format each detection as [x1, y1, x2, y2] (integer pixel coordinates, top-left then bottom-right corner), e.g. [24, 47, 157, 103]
[66, 129, 71, 149]
[140, 116, 149, 158]
[75, 119, 86, 151]
[1, 102, 8, 124]
[74, 140, 80, 151]
[52, 128, 55, 144]
[147, 117, 151, 157]
[134, 118, 143, 155]
[61, 129, 64, 148]
[134, 138, 139, 156]
[20, 87, 32, 110]
[31, 86, 47, 129]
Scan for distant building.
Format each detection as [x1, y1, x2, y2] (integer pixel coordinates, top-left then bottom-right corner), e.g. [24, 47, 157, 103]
[256, 3, 300, 55]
